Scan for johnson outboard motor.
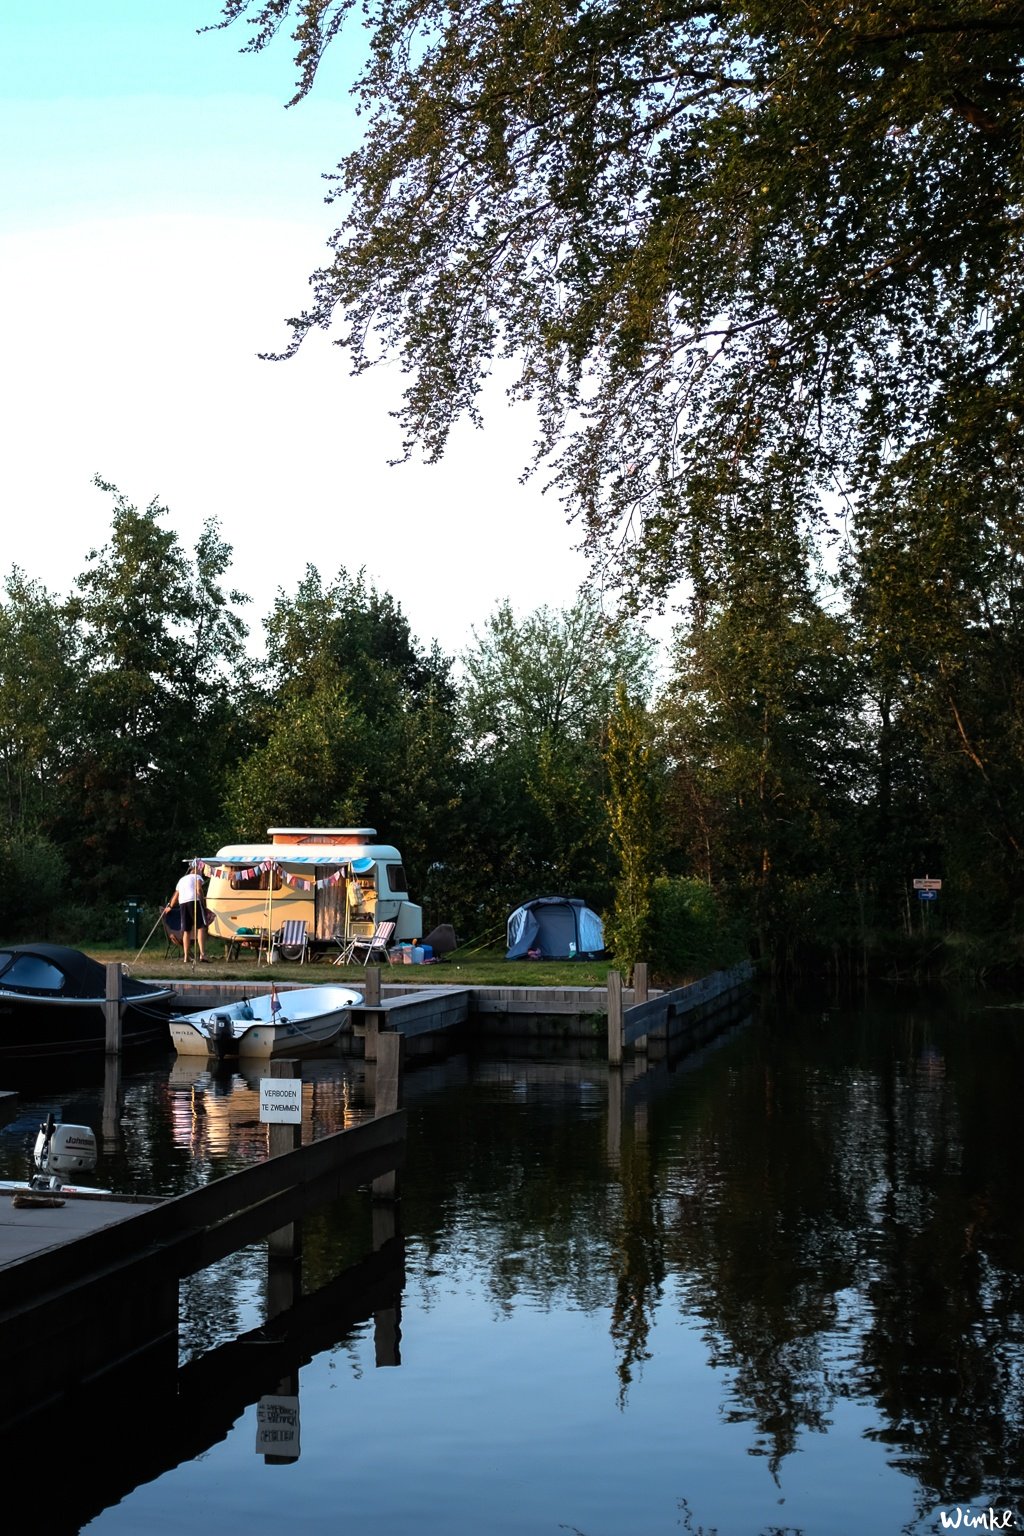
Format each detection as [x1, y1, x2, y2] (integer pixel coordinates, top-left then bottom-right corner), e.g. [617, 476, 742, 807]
[212, 1013, 236, 1060]
[32, 1113, 99, 1191]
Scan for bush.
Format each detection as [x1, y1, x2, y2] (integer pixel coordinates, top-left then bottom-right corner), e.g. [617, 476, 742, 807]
[0, 833, 67, 941]
[647, 876, 748, 983]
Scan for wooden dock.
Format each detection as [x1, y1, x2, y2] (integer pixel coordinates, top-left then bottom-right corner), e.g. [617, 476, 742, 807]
[166, 967, 753, 1058]
[0, 1046, 407, 1431]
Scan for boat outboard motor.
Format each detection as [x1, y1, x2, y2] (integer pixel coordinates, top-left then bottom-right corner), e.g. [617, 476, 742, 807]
[212, 1012, 236, 1060]
[32, 1113, 99, 1190]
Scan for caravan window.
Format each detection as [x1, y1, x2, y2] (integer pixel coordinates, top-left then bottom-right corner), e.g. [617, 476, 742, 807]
[228, 868, 282, 892]
[385, 864, 407, 893]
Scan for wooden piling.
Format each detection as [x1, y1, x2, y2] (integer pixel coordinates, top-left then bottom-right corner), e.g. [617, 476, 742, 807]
[372, 1031, 403, 1202]
[267, 1059, 301, 1260]
[104, 962, 123, 1055]
[607, 970, 623, 1068]
[364, 966, 381, 1007]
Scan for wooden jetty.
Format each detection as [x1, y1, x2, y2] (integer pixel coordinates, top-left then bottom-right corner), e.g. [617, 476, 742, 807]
[0, 1039, 407, 1431]
[167, 960, 755, 1063]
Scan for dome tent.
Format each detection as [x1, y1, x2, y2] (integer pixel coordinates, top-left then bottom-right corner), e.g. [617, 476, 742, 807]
[505, 896, 605, 960]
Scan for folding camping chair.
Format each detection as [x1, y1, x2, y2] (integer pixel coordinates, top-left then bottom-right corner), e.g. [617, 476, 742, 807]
[161, 908, 185, 959]
[270, 918, 309, 964]
[334, 919, 396, 967]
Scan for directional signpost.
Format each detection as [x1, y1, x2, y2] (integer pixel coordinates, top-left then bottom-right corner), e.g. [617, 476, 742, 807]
[913, 876, 941, 927]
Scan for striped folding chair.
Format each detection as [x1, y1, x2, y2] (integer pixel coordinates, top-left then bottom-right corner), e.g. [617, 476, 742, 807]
[334, 919, 396, 966]
[275, 918, 309, 964]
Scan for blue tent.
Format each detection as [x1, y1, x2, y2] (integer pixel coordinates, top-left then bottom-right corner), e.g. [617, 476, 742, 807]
[505, 896, 605, 960]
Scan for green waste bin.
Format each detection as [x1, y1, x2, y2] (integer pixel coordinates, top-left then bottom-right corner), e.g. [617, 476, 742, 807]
[124, 896, 144, 948]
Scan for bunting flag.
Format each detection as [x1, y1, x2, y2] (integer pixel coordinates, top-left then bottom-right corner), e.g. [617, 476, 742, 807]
[195, 860, 349, 888]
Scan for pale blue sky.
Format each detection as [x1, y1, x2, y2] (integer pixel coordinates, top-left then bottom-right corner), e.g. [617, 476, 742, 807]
[1, 2, 665, 657]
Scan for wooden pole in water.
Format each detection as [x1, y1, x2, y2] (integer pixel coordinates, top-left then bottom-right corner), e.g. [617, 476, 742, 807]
[104, 962, 123, 1055]
[372, 1030, 403, 1203]
[364, 965, 382, 1007]
[607, 969, 623, 1068]
[371, 1085, 403, 1367]
[267, 1058, 301, 1260]
[633, 962, 649, 1005]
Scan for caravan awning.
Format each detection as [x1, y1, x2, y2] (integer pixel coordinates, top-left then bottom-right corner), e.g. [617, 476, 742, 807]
[193, 854, 367, 866]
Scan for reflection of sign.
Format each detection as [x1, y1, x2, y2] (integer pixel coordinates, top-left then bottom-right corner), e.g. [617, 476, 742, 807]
[256, 1395, 300, 1459]
[917, 889, 938, 902]
[260, 1079, 302, 1123]
[913, 878, 942, 890]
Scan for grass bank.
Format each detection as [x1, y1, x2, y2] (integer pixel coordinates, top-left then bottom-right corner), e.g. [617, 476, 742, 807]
[91, 942, 622, 991]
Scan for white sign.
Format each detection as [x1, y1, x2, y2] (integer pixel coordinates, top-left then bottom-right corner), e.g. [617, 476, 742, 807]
[912, 878, 942, 891]
[259, 1078, 302, 1123]
[256, 1394, 300, 1458]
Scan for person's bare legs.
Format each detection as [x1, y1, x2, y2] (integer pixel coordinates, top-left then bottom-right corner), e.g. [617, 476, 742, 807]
[198, 925, 207, 961]
[182, 927, 191, 962]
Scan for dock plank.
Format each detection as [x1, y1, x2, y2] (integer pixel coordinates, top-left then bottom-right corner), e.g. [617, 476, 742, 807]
[0, 1191, 156, 1266]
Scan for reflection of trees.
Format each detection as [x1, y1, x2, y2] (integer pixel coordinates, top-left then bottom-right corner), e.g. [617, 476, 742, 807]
[658, 1004, 1024, 1507]
[857, 1010, 1024, 1515]
[400, 1080, 617, 1315]
[664, 1041, 854, 1475]
[30, 1002, 1024, 1512]
[609, 1133, 665, 1405]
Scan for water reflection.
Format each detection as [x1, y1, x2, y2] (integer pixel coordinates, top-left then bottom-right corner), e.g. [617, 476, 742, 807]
[0, 997, 1021, 1533]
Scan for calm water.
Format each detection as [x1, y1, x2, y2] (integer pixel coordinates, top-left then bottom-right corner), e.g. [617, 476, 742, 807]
[2, 986, 1022, 1535]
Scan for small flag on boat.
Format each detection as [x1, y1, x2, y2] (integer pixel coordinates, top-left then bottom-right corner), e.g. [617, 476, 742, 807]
[270, 984, 281, 1017]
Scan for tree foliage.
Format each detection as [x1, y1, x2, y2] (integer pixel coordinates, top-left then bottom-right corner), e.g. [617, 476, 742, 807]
[211, 0, 1024, 605]
[51, 480, 249, 901]
[452, 595, 655, 924]
[603, 680, 661, 978]
[227, 565, 462, 894]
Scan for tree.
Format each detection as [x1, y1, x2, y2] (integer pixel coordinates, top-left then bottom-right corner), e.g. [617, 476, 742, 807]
[660, 527, 866, 963]
[211, 1, 1024, 608]
[59, 479, 249, 901]
[226, 565, 461, 899]
[603, 681, 661, 978]
[846, 431, 1024, 938]
[455, 595, 656, 919]
[0, 570, 79, 838]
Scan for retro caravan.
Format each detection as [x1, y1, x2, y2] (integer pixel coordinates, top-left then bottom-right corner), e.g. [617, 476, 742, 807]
[199, 828, 422, 955]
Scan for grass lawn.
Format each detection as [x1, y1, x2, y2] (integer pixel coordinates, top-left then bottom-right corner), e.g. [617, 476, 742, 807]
[88, 942, 622, 990]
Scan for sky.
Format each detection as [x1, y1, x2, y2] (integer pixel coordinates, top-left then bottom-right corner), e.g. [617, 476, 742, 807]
[0, 1, 678, 663]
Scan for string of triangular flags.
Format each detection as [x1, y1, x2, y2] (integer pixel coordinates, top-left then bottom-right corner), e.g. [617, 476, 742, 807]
[196, 860, 349, 892]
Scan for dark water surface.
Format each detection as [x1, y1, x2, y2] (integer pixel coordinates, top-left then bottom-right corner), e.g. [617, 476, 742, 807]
[2, 986, 1022, 1535]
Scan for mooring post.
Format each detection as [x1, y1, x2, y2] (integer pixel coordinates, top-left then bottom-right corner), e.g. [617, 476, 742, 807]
[372, 1030, 403, 1203]
[607, 969, 623, 1068]
[104, 962, 123, 1055]
[364, 965, 381, 1007]
[102, 1052, 122, 1149]
[606, 1069, 623, 1166]
[268, 1058, 301, 1260]
[631, 962, 651, 1056]
[372, 1201, 402, 1367]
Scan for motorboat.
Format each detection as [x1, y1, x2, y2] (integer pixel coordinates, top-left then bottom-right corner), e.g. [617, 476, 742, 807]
[0, 944, 173, 1061]
[169, 983, 363, 1060]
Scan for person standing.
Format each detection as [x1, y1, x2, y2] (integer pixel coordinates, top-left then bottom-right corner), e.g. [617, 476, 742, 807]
[164, 861, 210, 963]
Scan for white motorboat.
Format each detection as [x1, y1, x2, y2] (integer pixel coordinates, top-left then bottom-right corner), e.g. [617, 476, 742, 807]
[169, 983, 363, 1060]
